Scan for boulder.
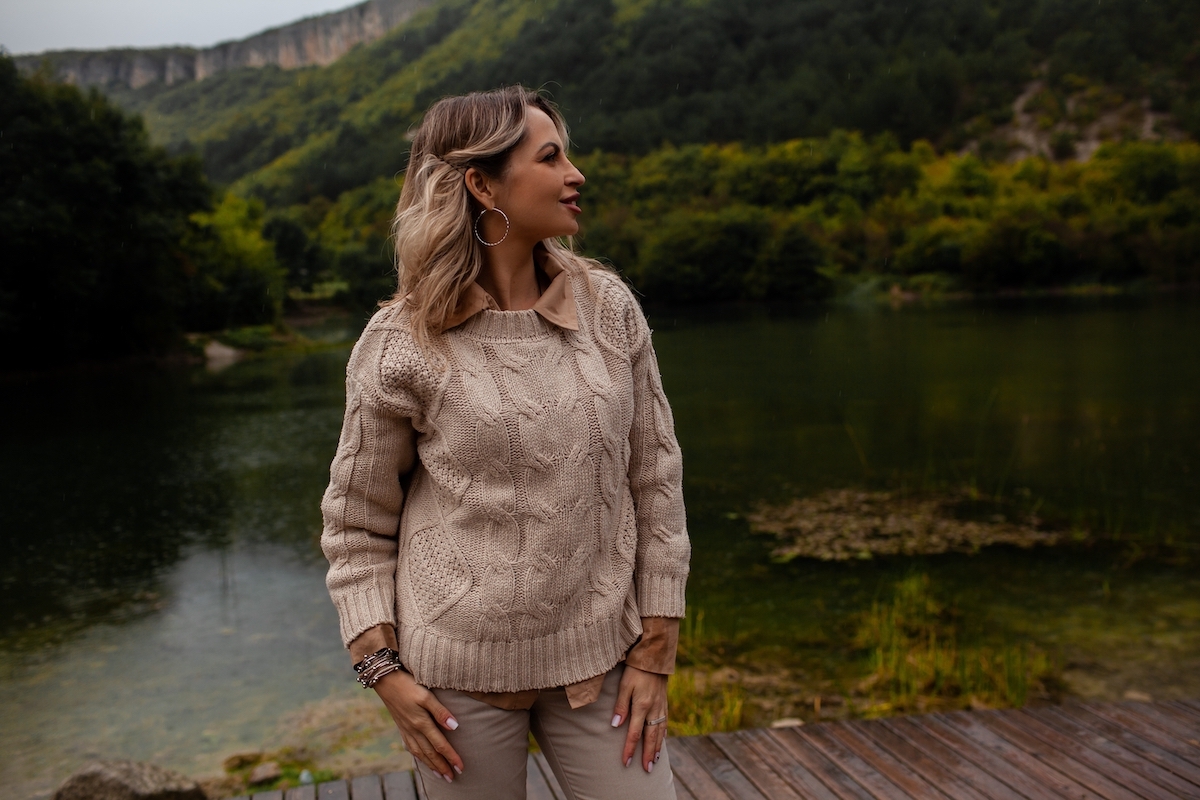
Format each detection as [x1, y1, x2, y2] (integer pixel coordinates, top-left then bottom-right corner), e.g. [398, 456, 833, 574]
[54, 760, 205, 800]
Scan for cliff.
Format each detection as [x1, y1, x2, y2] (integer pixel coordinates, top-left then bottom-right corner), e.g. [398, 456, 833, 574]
[13, 0, 434, 89]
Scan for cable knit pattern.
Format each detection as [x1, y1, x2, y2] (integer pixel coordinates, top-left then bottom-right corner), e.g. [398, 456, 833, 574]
[320, 266, 690, 693]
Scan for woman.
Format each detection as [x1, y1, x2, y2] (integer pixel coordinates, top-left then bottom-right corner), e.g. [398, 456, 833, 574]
[320, 86, 690, 799]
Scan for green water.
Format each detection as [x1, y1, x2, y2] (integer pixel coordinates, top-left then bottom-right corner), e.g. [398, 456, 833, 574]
[1, 295, 1197, 797]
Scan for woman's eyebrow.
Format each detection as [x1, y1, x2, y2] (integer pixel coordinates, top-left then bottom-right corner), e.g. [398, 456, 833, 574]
[538, 142, 560, 154]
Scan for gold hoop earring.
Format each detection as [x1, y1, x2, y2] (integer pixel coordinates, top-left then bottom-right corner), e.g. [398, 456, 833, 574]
[474, 207, 510, 247]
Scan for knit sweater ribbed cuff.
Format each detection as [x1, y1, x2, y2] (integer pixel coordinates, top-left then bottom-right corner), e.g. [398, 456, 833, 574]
[334, 585, 396, 648]
[636, 573, 688, 619]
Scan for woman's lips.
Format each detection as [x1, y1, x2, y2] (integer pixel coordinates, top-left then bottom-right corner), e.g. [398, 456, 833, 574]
[561, 194, 581, 214]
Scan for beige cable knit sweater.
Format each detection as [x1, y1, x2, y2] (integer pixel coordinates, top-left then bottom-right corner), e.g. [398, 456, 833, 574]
[320, 259, 690, 693]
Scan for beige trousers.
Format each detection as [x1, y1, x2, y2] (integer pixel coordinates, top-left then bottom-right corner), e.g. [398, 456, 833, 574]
[416, 665, 676, 800]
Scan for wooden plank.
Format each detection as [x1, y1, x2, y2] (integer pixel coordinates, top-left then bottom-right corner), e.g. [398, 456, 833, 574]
[1158, 701, 1200, 730]
[317, 781, 349, 800]
[853, 719, 995, 800]
[1115, 703, 1200, 745]
[707, 730, 803, 799]
[525, 753, 557, 800]
[678, 735, 769, 800]
[791, 723, 910, 799]
[985, 710, 1166, 800]
[673, 776, 699, 800]
[253, 792, 283, 800]
[823, 721, 955, 799]
[881, 717, 1037, 800]
[532, 752, 566, 800]
[382, 771, 418, 800]
[934, 712, 1103, 800]
[1177, 699, 1200, 717]
[767, 727, 877, 800]
[350, 775, 383, 800]
[1084, 703, 1200, 769]
[285, 787, 315, 800]
[734, 728, 843, 800]
[1056, 704, 1200, 786]
[1032, 707, 1200, 799]
[667, 737, 735, 800]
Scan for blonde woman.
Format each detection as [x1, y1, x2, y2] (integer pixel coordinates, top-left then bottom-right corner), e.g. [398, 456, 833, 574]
[320, 86, 690, 799]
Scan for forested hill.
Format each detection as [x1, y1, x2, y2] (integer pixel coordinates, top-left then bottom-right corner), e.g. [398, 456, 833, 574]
[110, 0, 1199, 207]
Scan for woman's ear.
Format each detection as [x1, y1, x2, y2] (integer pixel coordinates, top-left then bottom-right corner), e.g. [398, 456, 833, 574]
[464, 167, 496, 209]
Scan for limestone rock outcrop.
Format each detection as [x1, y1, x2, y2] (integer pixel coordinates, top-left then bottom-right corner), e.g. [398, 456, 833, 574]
[54, 759, 205, 800]
[14, 0, 434, 90]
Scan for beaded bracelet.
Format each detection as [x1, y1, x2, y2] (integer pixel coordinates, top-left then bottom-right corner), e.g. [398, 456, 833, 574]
[353, 647, 404, 689]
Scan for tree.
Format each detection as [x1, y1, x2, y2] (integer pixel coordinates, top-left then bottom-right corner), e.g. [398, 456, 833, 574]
[0, 57, 210, 368]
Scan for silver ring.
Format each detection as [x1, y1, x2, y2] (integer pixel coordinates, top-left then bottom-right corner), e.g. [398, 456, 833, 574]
[645, 715, 667, 726]
[474, 207, 510, 247]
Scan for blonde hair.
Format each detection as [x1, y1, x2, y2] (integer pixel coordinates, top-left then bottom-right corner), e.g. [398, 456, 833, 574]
[389, 85, 605, 348]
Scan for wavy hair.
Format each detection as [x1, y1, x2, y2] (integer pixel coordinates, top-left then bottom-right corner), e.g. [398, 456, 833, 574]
[389, 85, 605, 349]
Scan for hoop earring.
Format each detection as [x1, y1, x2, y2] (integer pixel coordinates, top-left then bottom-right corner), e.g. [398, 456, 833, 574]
[474, 207, 510, 247]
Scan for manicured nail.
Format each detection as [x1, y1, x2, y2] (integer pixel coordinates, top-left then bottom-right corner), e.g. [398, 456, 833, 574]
[625, 756, 632, 768]
[611, 714, 622, 727]
[443, 773, 453, 783]
[446, 717, 459, 731]
[648, 761, 654, 773]
[453, 765, 463, 774]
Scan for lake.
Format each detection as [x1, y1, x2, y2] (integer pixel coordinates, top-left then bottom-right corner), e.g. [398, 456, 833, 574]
[1, 292, 1197, 798]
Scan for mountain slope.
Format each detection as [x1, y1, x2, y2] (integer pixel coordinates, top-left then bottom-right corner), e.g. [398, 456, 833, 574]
[100, 0, 1200, 206]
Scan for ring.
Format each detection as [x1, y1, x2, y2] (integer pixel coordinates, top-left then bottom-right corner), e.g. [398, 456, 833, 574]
[645, 715, 667, 726]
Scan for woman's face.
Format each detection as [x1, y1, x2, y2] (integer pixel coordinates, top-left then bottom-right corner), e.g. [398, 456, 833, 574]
[488, 106, 586, 244]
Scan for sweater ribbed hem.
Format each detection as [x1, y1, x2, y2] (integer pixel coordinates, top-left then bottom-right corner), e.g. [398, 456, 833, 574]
[636, 574, 688, 619]
[457, 308, 554, 341]
[398, 605, 644, 692]
[335, 586, 396, 648]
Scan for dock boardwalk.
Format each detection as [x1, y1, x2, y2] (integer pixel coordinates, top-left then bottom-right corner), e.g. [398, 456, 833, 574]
[229, 700, 1200, 799]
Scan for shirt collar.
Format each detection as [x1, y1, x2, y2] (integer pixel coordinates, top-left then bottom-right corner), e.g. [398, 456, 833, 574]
[442, 247, 579, 331]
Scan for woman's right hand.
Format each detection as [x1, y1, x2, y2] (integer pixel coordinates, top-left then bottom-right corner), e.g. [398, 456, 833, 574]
[373, 669, 464, 782]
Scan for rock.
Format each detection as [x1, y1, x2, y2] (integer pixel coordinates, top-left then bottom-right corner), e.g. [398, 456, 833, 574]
[770, 718, 805, 728]
[1123, 689, 1153, 702]
[248, 761, 283, 785]
[54, 760, 205, 800]
[222, 752, 264, 772]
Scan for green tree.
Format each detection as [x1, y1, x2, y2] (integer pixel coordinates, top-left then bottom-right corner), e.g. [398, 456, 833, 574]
[179, 193, 286, 331]
[0, 57, 210, 368]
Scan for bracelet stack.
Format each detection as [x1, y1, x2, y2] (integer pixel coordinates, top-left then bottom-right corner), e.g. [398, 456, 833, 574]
[353, 647, 404, 689]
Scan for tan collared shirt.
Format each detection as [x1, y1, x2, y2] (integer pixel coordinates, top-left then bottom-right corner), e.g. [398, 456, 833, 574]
[350, 250, 680, 709]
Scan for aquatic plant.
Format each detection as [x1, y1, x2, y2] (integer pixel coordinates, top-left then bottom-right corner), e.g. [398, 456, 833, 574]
[853, 574, 1057, 716]
[748, 489, 1063, 562]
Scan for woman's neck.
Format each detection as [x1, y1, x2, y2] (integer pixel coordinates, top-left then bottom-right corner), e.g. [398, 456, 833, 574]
[476, 244, 542, 311]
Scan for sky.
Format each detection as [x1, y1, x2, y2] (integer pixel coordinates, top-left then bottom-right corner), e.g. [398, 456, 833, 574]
[1, 0, 363, 55]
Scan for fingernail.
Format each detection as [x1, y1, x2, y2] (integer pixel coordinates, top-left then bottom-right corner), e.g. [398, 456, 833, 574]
[443, 773, 453, 783]
[453, 765, 463, 774]
[648, 761, 654, 774]
[625, 756, 632, 768]
[611, 714, 622, 727]
[446, 717, 459, 731]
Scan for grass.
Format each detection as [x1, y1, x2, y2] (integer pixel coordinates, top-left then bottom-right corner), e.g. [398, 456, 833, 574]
[667, 607, 746, 736]
[667, 668, 746, 737]
[853, 574, 1059, 716]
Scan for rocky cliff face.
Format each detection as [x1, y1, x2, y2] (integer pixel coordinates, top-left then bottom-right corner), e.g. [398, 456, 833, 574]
[14, 0, 434, 89]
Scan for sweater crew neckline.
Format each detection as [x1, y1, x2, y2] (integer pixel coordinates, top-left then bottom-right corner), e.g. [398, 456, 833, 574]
[456, 307, 557, 341]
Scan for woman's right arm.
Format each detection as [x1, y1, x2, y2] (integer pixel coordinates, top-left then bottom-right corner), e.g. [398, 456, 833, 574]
[321, 358, 464, 782]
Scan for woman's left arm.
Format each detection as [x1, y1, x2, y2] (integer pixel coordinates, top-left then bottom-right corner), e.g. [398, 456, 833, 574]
[611, 293, 691, 772]
[613, 617, 680, 772]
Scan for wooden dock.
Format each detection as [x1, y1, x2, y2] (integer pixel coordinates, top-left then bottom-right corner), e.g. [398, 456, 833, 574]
[230, 699, 1200, 799]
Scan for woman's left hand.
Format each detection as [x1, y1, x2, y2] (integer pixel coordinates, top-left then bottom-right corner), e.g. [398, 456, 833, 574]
[611, 664, 669, 772]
